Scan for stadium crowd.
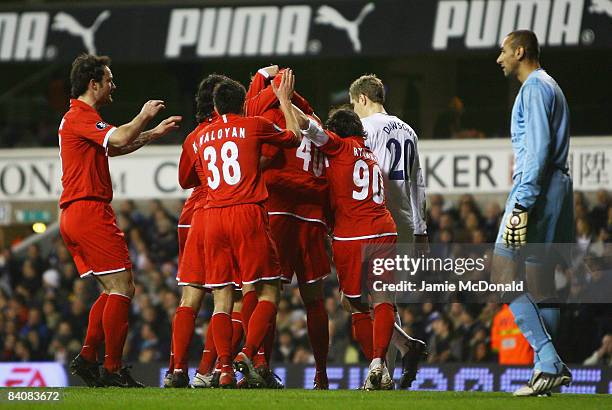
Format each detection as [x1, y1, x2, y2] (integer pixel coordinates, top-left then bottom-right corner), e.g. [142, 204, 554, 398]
[0, 191, 610, 368]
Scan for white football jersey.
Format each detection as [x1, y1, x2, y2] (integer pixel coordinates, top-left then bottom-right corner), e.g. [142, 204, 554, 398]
[361, 112, 427, 237]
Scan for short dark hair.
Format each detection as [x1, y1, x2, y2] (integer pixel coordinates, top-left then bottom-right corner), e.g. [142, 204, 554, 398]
[349, 74, 385, 104]
[213, 79, 246, 115]
[70, 53, 111, 98]
[195, 74, 229, 122]
[325, 108, 365, 138]
[507, 30, 540, 61]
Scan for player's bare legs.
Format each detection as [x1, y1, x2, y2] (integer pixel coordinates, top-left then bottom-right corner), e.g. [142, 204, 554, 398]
[234, 279, 280, 388]
[168, 285, 205, 387]
[93, 269, 143, 387]
[211, 285, 236, 388]
[299, 280, 329, 389]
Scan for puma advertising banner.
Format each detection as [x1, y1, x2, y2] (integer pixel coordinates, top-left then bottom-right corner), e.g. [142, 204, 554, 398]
[1, 0, 612, 62]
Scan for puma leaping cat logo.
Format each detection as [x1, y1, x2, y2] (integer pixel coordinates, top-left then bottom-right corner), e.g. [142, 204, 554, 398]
[315, 3, 375, 52]
[52, 10, 111, 55]
[590, 0, 612, 17]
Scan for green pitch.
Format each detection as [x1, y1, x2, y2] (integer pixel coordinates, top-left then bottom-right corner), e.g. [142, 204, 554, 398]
[2, 388, 610, 410]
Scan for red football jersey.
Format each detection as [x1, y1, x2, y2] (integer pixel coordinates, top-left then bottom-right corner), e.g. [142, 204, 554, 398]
[245, 72, 328, 223]
[178, 115, 220, 221]
[59, 99, 117, 208]
[313, 127, 396, 240]
[196, 113, 298, 208]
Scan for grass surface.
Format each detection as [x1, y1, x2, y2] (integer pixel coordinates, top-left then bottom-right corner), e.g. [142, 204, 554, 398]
[1, 388, 611, 410]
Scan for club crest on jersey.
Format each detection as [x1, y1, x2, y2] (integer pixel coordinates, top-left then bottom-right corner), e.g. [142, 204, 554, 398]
[96, 121, 108, 130]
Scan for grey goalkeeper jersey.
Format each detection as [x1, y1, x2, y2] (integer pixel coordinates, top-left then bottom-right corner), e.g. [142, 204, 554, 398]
[361, 112, 427, 236]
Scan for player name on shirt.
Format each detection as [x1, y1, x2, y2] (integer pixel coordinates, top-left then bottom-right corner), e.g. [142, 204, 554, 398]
[353, 147, 377, 161]
[199, 126, 246, 144]
[379, 120, 412, 135]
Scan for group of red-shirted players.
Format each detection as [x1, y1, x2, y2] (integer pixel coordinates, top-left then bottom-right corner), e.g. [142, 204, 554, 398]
[61, 54, 426, 390]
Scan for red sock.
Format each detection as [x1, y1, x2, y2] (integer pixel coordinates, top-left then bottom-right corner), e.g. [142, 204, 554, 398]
[102, 294, 131, 372]
[231, 311, 244, 356]
[305, 299, 329, 373]
[211, 313, 232, 367]
[351, 312, 373, 361]
[80, 293, 108, 363]
[198, 319, 217, 374]
[253, 347, 267, 368]
[171, 306, 196, 372]
[241, 291, 257, 335]
[242, 301, 277, 359]
[373, 303, 395, 359]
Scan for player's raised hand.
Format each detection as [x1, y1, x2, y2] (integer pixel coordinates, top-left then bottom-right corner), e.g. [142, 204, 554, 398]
[152, 116, 182, 139]
[271, 69, 294, 105]
[140, 100, 166, 120]
[261, 65, 279, 78]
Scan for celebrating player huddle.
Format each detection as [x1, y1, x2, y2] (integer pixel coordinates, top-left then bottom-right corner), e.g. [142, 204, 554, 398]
[60, 29, 574, 397]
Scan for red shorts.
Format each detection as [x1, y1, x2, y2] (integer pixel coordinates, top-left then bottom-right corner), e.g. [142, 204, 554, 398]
[177, 207, 206, 288]
[60, 200, 132, 277]
[332, 235, 397, 298]
[269, 215, 330, 285]
[204, 204, 281, 288]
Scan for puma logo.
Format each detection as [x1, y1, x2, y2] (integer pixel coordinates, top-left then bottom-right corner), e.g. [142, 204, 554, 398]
[52, 10, 111, 54]
[590, 0, 612, 17]
[315, 3, 375, 52]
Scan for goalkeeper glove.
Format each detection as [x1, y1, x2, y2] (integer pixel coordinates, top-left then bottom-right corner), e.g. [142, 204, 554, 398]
[503, 204, 528, 248]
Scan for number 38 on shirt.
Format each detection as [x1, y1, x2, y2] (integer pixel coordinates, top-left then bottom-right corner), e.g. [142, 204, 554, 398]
[202, 141, 241, 189]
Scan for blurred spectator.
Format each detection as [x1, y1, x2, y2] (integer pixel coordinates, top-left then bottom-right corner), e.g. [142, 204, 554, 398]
[583, 334, 612, 366]
[428, 315, 453, 363]
[433, 97, 486, 139]
[491, 304, 533, 365]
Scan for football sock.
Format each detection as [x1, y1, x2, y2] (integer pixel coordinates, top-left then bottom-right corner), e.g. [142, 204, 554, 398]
[231, 311, 244, 356]
[535, 303, 560, 369]
[373, 303, 395, 360]
[198, 318, 217, 374]
[351, 312, 373, 361]
[172, 306, 196, 373]
[242, 301, 277, 358]
[539, 305, 560, 340]
[241, 291, 258, 335]
[253, 347, 267, 368]
[102, 293, 131, 373]
[391, 312, 416, 356]
[305, 299, 329, 373]
[80, 292, 108, 363]
[211, 312, 233, 368]
[510, 293, 563, 374]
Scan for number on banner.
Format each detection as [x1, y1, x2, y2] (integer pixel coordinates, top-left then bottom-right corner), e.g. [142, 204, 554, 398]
[203, 141, 241, 189]
[352, 159, 384, 203]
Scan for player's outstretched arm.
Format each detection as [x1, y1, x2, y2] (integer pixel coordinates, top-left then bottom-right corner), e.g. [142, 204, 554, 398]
[108, 100, 164, 148]
[245, 65, 279, 116]
[108, 114, 182, 157]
